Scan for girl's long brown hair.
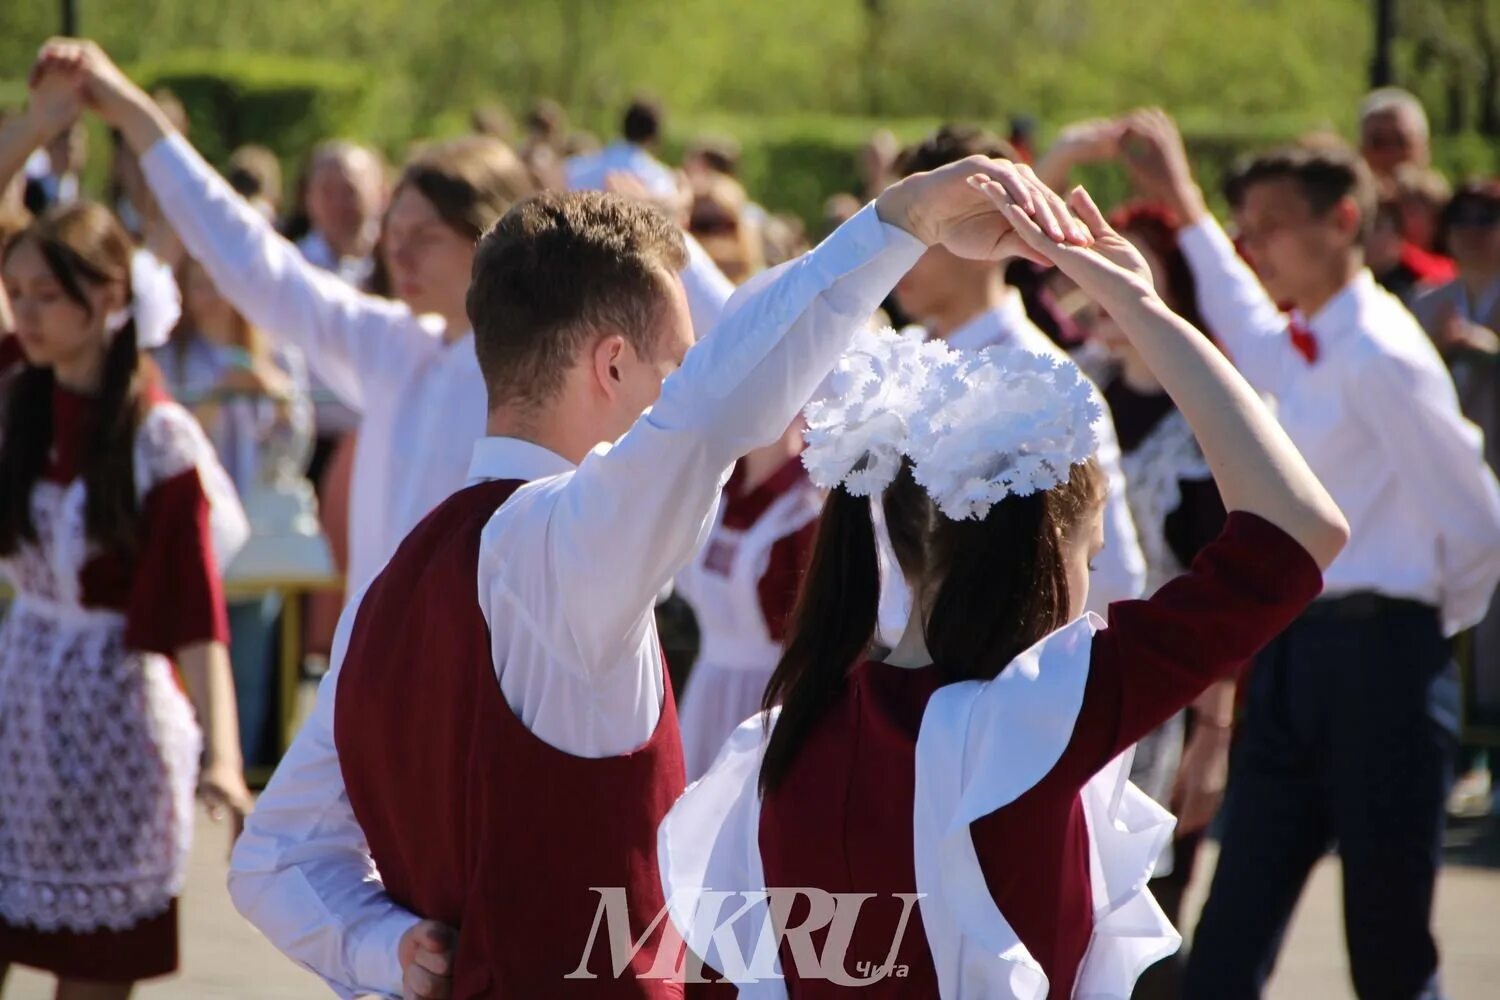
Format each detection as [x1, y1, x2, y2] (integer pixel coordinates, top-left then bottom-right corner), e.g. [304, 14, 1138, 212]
[0, 203, 150, 558]
[759, 458, 1104, 794]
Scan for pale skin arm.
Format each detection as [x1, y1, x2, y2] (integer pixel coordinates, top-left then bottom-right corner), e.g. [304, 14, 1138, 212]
[1033, 118, 1124, 195]
[175, 641, 254, 830]
[0, 72, 82, 197]
[29, 40, 170, 160]
[982, 182, 1350, 569]
[1171, 677, 1236, 834]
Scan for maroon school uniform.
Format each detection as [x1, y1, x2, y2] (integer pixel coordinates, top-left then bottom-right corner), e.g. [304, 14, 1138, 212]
[662, 512, 1322, 998]
[335, 479, 687, 998]
[0, 352, 233, 982]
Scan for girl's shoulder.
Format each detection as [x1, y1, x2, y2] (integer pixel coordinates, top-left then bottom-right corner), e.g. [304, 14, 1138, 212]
[133, 399, 214, 492]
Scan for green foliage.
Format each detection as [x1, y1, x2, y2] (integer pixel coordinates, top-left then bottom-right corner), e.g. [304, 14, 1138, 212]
[0, 0, 1494, 227]
[131, 51, 379, 172]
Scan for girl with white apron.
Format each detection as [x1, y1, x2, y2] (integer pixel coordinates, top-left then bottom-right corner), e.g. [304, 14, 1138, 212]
[658, 185, 1349, 997]
[675, 443, 821, 780]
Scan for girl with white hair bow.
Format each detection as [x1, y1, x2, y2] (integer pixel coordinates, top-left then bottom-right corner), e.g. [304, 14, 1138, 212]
[658, 184, 1349, 999]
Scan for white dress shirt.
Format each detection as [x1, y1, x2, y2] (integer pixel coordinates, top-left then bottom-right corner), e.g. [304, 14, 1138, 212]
[1180, 216, 1500, 635]
[565, 140, 679, 198]
[294, 231, 373, 437]
[226, 203, 926, 998]
[874, 293, 1147, 643]
[143, 134, 733, 596]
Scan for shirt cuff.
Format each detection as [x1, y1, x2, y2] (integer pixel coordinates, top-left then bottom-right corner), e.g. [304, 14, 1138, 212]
[808, 203, 927, 312]
[351, 911, 421, 999]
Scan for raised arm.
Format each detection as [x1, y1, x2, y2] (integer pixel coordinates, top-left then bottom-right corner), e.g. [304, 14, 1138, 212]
[1086, 413, 1148, 609]
[35, 40, 431, 411]
[1120, 109, 1303, 395]
[987, 182, 1348, 567]
[0, 69, 80, 207]
[503, 158, 1086, 672]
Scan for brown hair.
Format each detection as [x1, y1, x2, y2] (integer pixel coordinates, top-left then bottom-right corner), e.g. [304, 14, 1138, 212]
[897, 124, 1019, 179]
[1226, 143, 1378, 244]
[466, 191, 687, 409]
[227, 144, 283, 206]
[759, 457, 1105, 794]
[0, 202, 149, 557]
[395, 136, 535, 242]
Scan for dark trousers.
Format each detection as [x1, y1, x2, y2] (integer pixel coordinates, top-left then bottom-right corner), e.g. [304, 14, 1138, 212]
[1183, 597, 1458, 1000]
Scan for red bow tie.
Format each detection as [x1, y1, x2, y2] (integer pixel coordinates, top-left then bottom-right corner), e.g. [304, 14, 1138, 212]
[1288, 321, 1320, 364]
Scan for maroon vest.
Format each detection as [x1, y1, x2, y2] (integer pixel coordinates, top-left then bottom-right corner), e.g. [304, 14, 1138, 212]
[335, 479, 687, 998]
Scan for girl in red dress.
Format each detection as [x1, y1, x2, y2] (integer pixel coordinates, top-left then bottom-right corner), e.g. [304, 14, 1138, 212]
[0, 77, 254, 997]
[659, 186, 1349, 998]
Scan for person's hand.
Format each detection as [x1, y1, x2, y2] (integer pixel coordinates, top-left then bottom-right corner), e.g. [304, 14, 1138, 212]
[399, 920, 456, 1000]
[198, 754, 254, 825]
[877, 155, 1090, 264]
[1052, 118, 1124, 167]
[1170, 723, 1232, 835]
[1118, 108, 1207, 223]
[1438, 308, 1500, 356]
[23, 65, 83, 147]
[30, 38, 149, 130]
[979, 180, 1157, 301]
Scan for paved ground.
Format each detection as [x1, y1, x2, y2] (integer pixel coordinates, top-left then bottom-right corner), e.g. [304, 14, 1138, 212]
[5, 810, 1498, 998]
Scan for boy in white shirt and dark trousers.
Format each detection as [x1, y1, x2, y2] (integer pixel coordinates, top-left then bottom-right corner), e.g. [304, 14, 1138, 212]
[1123, 110, 1500, 1000]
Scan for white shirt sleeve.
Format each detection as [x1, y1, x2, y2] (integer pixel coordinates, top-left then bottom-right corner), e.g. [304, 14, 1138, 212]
[1087, 404, 1148, 610]
[139, 134, 437, 412]
[228, 585, 416, 1000]
[486, 204, 924, 679]
[1346, 348, 1500, 634]
[1177, 216, 1301, 396]
[681, 233, 736, 336]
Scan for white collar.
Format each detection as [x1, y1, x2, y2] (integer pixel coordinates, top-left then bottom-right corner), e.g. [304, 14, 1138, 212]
[1300, 269, 1377, 342]
[465, 436, 576, 486]
[942, 290, 1032, 353]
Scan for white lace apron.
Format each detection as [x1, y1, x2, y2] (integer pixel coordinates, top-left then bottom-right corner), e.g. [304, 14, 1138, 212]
[0, 404, 244, 932]
[675, 478, 821, 780]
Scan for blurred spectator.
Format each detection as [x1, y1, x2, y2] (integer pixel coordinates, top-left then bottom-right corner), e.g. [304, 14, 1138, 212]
[156, 257, 312, 766]
[562, 129, 600, 158]
[1394, 163, 1454, 252]
[565, 96, 675, 196]
[1008, 113, 1038, 164]
[108, 88, 189, 238]
[470, 102, 516, 144]
[517, 98, 569, 190]
[227, 143, 283, 221]
[1360, 86, 1431, 181]
[685, 132, 769, 232]
[1369, 165, 1459, 298]
[687, 172, 762, 283]
[22, 120, 84, 213]
[1411, 179, 1500, 817]
[683, 134, 742, 184]
[295, 140, 387, 288]
[761, 211, 809, 268]
[523, 97, 568, 152]
[857, 127, 900, 201]
[821, 191, 861, 239]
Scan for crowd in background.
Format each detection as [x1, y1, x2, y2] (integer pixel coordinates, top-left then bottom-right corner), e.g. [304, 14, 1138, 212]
[1, 39, 1499, 999]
